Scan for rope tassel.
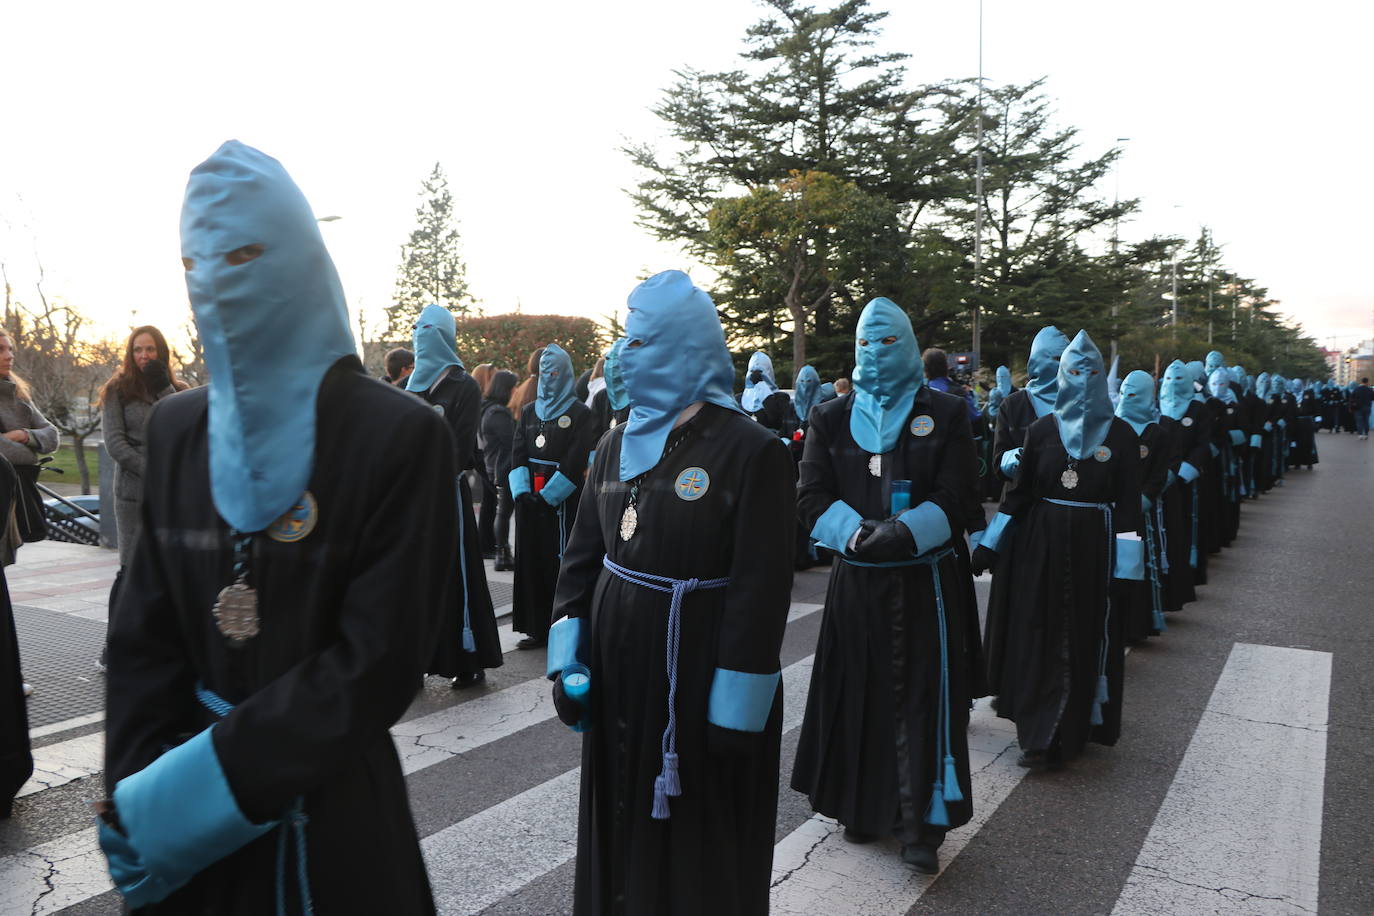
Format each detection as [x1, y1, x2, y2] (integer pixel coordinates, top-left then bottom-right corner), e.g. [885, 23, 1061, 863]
[660, 751, 682, 797]
[925, 783, 949, 827]
[942, 755, 963, 803]
[651, 776, 671, 820]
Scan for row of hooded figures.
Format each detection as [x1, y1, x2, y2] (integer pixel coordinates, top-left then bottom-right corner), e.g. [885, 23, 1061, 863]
[85, 142, 1316, 915]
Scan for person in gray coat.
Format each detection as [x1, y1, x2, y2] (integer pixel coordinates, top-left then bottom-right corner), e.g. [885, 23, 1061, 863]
[0, 328, 59, 559]
[98, 326, 186, 669]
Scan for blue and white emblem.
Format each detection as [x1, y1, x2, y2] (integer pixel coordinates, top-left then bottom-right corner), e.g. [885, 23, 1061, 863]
[674, 467, 710, 501]
[910, 415, 935, 437]
[1093, 445, 1112, 463]
[267, 491, 318, 543]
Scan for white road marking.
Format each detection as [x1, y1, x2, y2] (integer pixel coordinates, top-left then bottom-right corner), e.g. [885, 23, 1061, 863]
[18, 731, 104, 798]
[30, 711, 105, 740]
[1111, 643, 1330, 916]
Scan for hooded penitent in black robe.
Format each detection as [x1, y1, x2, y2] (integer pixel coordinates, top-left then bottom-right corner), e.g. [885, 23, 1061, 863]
[511, 401, 598, 644]
[1295, 393, 1319, 466]
[414, 370, 504, 675]
[104, 361, 452, 914]
[791, 388, 983, 846]
[1116, 421, 1172, 643]
[1158, 400, 1212, 605]
[991, 388, 1038, 490]
[991, 415, 1142, 759]
[551, 405, 795, 916]
[1198, 397, 1228, 556]
[0, 459, 32, 818]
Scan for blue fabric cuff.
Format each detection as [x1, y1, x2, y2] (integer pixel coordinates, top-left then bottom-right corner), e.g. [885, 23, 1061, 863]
[509, 466, 532, 499]
[707, 668, 780, 733]
[1315, 416, 1322, 423]
[1229, 429, 1245, 446]
[540, 471, 577, 507]
[1249, 434, 1262, 448]
[1178, 461, 1200, 483]
[999, 447, 1022, 478]
[1114, 536, 1145, 580]
[546, 616, 582, 678]
[981, 512, 1014, 552]
[968, 529, 985, 551]
[898, 500, 951, 555]
[1209, 443, 1220, 457]
[811, 500, 863, 553]
[1264, 421, 1273, 431]
[110, 728, 275, 902]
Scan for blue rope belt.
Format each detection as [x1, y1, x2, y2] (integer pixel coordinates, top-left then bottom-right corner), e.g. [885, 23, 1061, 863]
[902, 546, 961, 827]
[1142, 509, 1166, 633]
[455, 479, 474, 652]
[529, 458, 568, 559]
[1043, 498, 1114, 727]
[195, 685, 313, 916]
[601, 556, 729, 820]
[1189, 480, 1199, 568]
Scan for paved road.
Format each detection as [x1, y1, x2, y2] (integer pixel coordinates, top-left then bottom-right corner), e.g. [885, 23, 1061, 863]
[3, 432, 1371, 914]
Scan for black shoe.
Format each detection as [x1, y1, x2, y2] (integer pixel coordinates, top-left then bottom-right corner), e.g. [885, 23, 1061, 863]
[901, 843, 939, 874]
[516, 637, 546, 650]
[450, 670, 486, 689]
[842, 826, 878, 844]
[1017, 750, 1048, 770]
[481, 548, 496, 560]
[494, 546, 513, 572]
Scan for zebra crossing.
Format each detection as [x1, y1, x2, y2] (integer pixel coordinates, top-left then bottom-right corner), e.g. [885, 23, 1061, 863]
[0, 561, 1336, 915]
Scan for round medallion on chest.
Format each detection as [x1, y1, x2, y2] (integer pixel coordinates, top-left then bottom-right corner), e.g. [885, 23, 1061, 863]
[868, 454, 882, 477]
[1182, 416, 1194, 427]
[535, 434, 547, 449]
[910, 415, 935, 437]
[674, 467, 710, 501]
[1061, 468, 1079, 489]
[268, 491, 318, 543]
[1227, 407, 1235, 415]
[558, 414, 572, 429]
[1093, 445, 1112, 462]
[1139, 444, 1149, 460]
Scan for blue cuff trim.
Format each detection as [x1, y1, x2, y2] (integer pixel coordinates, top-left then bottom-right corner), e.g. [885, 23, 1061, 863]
[1249, 434, 1262, 448]
[540, 471, 577, 507]
[1178, 461, 1200, 483]
[898, 500, 951, 555]
[999, 447, 1022, 478]
[707, 668, 779, 733]
[110, 728, 275, 900]
[969, 529, 985, 551]
[1229, 429, 1245, 446]
[1209, 443, 1220, 457]
[509, 466, 532, 499]
[1264, 421, 1273, 432]
[546, 616, 582, 678]
[811, 500, 863, 553]
[981, 512, 1014, 552]
[587, 449, 595, 467]
[1114, 537, 1145, 580]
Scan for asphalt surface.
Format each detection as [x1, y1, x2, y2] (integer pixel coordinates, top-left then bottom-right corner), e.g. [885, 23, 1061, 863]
[4, 431, 1370, 914]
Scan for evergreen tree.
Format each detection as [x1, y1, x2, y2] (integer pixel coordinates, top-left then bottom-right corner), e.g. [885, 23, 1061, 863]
[389, 163, 471, 339]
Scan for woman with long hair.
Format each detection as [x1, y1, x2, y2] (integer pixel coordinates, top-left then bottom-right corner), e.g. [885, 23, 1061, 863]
[98, 326, 187, 670]
[481, 369, 519, 571]
[0, 329, 59, 560]
[509, 347, 544, 420]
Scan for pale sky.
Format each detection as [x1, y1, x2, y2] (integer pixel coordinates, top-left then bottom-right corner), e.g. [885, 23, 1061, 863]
[3, 0, 1371, 356]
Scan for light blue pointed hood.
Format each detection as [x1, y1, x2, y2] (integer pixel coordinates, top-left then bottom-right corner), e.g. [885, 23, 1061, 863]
[1270, 374, 1287, 399]
[1186, 360, 1207, 401]
[850, 297, 923, 454]
[406, 303, 463, 392]
[1115, 369, 1159, 435]
[818, 382, 837, 403]
[995, 365, 1013, 397]
[1027, 325, 1071, 418]
[603, 338, 629, 411]
[793, 364, 821, 422]
[181, 140, 357, 533]
[1205, 350, 1226, 374]
[1255, 372, 1271, 400]
[1053, 330, 1113, 459]
[618, 270, 743, 481]
[1159, 360, 1194, 420]
[741, 351, 778, 412]
[534, 343, 577, 421]
[1231, 365, 1251, 394]
[1209, 368, 1237, 404]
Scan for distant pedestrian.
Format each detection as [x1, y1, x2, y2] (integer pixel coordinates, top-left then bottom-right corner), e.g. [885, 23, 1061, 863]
[481, 369, 519, 571]
[510, 347, 544, 420]
[383, 346, 414, 387]
[1352, 378, 1373, 440]
[0, 328, 59, 562]
[471, 363, 498, 555]
[834, 377, 852, 396]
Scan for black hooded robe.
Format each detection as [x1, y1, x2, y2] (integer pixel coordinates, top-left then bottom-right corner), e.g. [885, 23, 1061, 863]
[791, 389, 984, 847]
[104, 360, 452, 914]
[414, 370, 504, 675]
[1115, 421, 1172, 643]
[992, 416, 1142, 759]
[551, 404, 795, 916]
[511, 401, 598, 644]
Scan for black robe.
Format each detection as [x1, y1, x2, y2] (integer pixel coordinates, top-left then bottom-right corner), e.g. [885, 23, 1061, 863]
[104, 359, 452, 914]
[1116, 421, 1172, 643]
[511, 401, 598, 643]
[991, 388, 1039, 492]
[1, 459, 32, 817]
[1157, 401, 1212, 607]
[791, 388, 983, 846]
[991, 416, 1142, 759]
[415, 371, 503, 675]
[551, 404, 795, 916]
[746, 389, 800, 439]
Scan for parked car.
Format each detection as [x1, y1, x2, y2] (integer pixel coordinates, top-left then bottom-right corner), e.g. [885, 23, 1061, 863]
[43, 494, 101, 546]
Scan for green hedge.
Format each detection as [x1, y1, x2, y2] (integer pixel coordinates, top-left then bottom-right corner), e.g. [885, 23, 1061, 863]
[453, 313, 606, 377]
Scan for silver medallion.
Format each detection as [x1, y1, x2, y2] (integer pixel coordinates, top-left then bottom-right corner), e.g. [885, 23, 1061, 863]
[1061, 468, 1079, 490]
[213, 579, 260, 646]
[619, 504, 638, 541]
[868, 454, 882, 477]
[535, 434, 547, 449]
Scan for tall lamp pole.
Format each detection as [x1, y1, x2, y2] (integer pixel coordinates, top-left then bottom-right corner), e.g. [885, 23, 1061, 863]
[1109, 137, 1130, 366]
[971, 0, 985, 369]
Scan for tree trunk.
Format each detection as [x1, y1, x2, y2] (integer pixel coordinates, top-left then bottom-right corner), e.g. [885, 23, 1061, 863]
[73, 435, 91, 494]
[791, 303, 807, 373]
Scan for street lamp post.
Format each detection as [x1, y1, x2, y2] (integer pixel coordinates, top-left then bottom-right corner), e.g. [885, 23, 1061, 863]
[1109, 137, 1130, 366]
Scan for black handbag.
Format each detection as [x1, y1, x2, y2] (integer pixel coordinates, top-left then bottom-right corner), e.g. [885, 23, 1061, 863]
[11, 460, 47, 543]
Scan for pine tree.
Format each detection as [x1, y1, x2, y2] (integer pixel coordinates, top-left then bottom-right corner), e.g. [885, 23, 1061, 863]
[388, 163, 472, 340]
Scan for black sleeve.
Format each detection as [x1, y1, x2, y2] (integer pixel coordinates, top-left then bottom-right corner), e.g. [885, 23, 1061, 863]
[1112, 422, 1143, 534]
[996, 417, 1041, 521]
[926, 399, 981, 537]
[796, 405, 845, 533]
[447, 375, 481, 472]
[550, 440, 610, 624]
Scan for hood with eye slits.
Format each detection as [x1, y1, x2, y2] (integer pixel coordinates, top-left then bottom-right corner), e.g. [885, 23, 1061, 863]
[1115, 369, 1159, 435]
[534, 343, 577, 421]
[407, 303, 463, 392]
[1255, 372, 1271, 400]
[793, 364, 821, 423]
[1159, 360, 1194, 420]
[602, 338, 629, 411]
[741, 351, 778, 413]
[1206, 350, 1226, 374]
[849, 297, 924, 454]
[181, 140, 356, 533]
[1026, 326, 1071, 418]
[617, 270, 743, 481]
[995, 365, 1013, 397]
[1209, 368, 1237, 404]
[1053, 330, 1112, 458]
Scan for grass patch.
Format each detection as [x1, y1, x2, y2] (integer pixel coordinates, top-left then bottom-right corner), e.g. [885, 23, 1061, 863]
[41, 445, 93, 483]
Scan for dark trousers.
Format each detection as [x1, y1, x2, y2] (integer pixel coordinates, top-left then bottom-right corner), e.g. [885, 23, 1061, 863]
[476, 471, 498, 553]
[494, 486, 514, 548]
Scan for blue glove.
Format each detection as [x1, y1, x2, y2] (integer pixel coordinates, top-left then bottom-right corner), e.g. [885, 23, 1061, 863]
[1229, 429, 1245, 447]
[999, 447, 1023, 478]
[1263, 421, 1273, 432]
[1277, 419, 1286, 429]
[1249, 434, 1262, 448]
[1178, 461, 1200, 484]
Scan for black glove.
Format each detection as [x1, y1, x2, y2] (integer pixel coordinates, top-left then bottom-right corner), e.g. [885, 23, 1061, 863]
[551, 677, 586, 729]
[970, 544, 997, 576]
[852, 518, 916, 563]
[706, 722, 766, 758]
[141, 359, 171, 393]
[517, 491, 544, 509]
